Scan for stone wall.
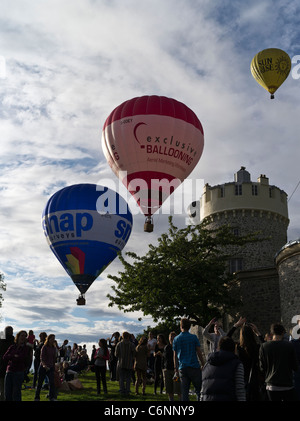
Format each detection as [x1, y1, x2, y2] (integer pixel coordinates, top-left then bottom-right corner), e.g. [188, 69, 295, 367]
[192, 210, 288, 344]
[276, 241, 300, 332]
[232, 267, 281, 335]
[203, 209, 288, 270]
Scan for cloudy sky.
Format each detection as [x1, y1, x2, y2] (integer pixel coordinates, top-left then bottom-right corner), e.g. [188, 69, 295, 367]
[0, 0, 299, 351]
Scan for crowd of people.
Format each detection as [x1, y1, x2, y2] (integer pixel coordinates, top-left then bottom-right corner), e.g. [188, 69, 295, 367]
[0, 316, 300, 402]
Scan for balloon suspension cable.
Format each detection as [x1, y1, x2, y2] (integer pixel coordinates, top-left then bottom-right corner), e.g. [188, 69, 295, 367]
[76, 294, 86, 306]
[144, 216, 154, 233]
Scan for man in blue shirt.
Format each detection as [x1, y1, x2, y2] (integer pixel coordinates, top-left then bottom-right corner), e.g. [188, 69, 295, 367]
[173, 318, 205, 401]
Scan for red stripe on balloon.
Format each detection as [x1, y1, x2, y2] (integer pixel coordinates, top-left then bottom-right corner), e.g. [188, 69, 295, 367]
[103, 95, 203, 133]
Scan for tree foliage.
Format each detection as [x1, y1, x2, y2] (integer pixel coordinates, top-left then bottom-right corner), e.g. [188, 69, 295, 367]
[107, 217, 261, 326]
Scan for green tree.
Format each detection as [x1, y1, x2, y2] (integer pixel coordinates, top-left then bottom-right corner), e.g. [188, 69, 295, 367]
[107, 217, 261, 326]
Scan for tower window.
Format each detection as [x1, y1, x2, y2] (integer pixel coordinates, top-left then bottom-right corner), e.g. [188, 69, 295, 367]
[229, 258, 243, 273]
[232, 227, 240, 236]
[235, 184, 242, 195]
[252, 185, 258, 195]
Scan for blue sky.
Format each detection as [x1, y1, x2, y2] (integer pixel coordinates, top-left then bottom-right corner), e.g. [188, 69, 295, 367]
[0, 0, 300, 352]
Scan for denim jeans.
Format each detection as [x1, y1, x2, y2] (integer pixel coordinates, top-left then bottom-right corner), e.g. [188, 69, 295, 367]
[179, 366, 202, 401]
[118, 368, 132, 395]
[34, 365, 55, 400]
[95, 365, 107, 393]
[4, 371, 24, 401]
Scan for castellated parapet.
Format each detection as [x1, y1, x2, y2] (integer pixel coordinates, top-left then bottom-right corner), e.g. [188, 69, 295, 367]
[200, 170, 288, 222]
[188, 167, 289, 270]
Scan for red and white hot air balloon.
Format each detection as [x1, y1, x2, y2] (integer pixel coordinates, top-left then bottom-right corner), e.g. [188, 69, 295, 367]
[101, 95, 204, 232]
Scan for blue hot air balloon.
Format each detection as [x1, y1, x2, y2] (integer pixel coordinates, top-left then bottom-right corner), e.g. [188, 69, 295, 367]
[42, 183, 133, 305]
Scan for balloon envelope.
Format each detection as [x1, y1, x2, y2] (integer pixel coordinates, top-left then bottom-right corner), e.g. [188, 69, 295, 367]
[101, 95, 204, 218]
[250, 48, 291, 98]
[42, 184, 133, 297]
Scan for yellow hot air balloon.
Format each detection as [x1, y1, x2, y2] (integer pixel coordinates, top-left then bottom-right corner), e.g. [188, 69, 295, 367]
[251, 48, 291, 99]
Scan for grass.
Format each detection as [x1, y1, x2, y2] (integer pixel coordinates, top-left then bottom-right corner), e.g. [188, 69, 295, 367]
[21, 370, 196, 402]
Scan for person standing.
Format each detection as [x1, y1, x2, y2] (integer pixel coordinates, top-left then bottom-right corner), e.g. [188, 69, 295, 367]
[153, 334, 167, 395]
[107, 332, 120, 381]
[147, 331, 157, 373]
[163, 331, 181, 401]
[115, 331, 136, 396]
[203, 318, 226, 354]
[227, 317, 265, 400]
[173, 318, 205, 401]
[27, 330, 36, 348]
[94, 338, 109, 395]
[134, 336, 149, 395]
[200, 336, 246, 401]
[32, 332, 47, 388]
[70, 343, 79, 364]
[259, 323, 299, 401]
[0, 326, 14, 401]
[291, 331, 300, 400]
[59, 339, 69, 361]
[34, 334, 57, 401]
[91, 344, 97, 365]
[3, 330, 31, 401]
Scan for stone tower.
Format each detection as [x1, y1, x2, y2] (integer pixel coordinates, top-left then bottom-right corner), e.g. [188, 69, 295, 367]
[188, 167, 289, 334]
[275, 240, 300, 332]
